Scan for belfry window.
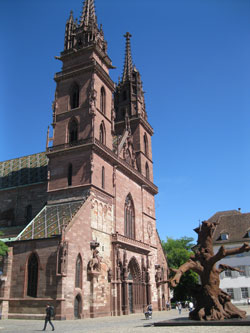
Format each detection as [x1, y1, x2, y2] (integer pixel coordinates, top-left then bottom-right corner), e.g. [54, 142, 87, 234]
[75, 254, 82, 289]
[102, 166, 105, 189]
[123, 90, 127, 101]
[144, 134, 148, 156]
[68, 163, 72, 186]
[99, 122, 106, 145]
[145, 162, 149, 180]
[70, 83, 79, 109]
[69, 118, 78, 143]
[124, 194, 135, 239]
[27, 253, 39, 297]
[100, 87, 106, 114]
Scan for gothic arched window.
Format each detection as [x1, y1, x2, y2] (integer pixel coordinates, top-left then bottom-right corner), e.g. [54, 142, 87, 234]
[100, 87, 106, 114]
[145, 162, 149, 180]
[27, 253, 39, 297]
[102, 166, 105, 189]
[99, 122, 106, 145]
[70, 83, 79, 109]
[124, 194, 135, 239]
[25, 205, 32, 224]
[144, 134, 148, 156]
[75, 254, 82, 289]
[69, 118, 78, 143]
[68, 163, 72, 186]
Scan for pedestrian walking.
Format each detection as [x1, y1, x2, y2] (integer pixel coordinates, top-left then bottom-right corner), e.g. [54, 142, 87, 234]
[177, 301, 182, 314]
[189, 301, 194, 312]
[42, 304, 55, 331]
[166, 300, 170, 311]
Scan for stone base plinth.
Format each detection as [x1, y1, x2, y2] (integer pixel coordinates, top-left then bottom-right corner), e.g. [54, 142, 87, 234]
[153, 316, 250, 327]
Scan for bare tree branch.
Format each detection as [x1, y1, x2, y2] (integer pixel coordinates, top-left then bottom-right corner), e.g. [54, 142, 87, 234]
[211, 243, 250, 265]
[169, 259, 203, 287]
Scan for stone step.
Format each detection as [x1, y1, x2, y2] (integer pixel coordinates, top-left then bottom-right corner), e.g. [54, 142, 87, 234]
[8, 313, 44, 320]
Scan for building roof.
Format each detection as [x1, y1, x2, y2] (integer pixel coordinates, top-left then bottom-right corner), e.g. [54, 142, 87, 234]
[15, 199, 85, 241]
[212, 210, 250, 244]
[0, 226, 26, 241]
[0, 152, 48, 190]
[208, 210, 241, 224]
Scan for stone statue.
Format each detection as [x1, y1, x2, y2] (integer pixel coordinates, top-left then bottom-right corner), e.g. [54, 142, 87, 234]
[87, 242, 101, 274]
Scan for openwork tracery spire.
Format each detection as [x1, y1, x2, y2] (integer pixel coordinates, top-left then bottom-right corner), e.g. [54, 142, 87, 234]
[80, 0, 97, 28]
[122, 32, 133, 83]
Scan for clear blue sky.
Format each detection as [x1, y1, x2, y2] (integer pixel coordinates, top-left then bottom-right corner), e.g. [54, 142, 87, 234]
[1, 0, 250, 242]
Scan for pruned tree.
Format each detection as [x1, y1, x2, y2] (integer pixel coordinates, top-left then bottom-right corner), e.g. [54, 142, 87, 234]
[168, 220, 250, 321]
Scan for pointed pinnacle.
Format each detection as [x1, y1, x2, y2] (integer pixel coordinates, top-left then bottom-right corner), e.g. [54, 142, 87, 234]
[80, 0, 97, 27]
[68, 10, 74, 22]
[122, 32, 133, 83]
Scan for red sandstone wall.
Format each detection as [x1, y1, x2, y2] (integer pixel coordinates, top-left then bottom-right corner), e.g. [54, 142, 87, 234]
[91, 153, 113, 196]
[115, 169, 143, 241]
[0, 183, 47, 227]
[63, 196, 93, 319]
[9, 238, 59, 299]
[48, 150, 91, 192]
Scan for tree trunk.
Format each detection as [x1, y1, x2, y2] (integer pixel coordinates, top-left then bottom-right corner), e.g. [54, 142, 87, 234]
[189, 283, 246, 321]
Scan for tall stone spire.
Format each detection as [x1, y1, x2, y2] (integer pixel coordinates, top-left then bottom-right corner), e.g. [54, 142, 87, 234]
[80, 0, 97, 28]
[114, 32, 147, 124]
[122, 32, 133, 83]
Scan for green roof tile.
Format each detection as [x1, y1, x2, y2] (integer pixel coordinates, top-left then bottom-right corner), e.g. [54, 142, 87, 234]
[0, 152, 48, 189]
[16, 199, 87, 241]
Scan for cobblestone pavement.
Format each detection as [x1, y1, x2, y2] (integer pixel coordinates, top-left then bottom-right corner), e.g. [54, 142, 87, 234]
[1, 306, 250, 333]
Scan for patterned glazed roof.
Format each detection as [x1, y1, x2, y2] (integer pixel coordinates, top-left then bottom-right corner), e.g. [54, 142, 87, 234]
[16, 200, 84, 241]
[0, 152, 48, 190]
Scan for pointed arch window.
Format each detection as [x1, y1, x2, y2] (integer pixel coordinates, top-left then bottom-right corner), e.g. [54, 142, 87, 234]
[144, 134, 148, 156]
[102, 166, 105, 189]
[99, 122, 106, 145]
[145, 162, 149, 180]
[70, 83, 79, 109]
[68, 163, 72, 186]
[100, 87, 106, 114]
[124, 194, 135, 239]
[27, 253, 39, 297]
[69, 118, 78, 144]
[75, 254, 82, 289]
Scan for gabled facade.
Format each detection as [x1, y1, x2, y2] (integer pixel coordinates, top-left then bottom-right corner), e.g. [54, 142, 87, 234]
[211, 210, 250, 304]
[0, 0, 169, 320]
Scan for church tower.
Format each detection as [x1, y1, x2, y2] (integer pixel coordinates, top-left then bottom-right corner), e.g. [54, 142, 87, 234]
[47, 0, 115, 202]
[114, 33, 154, 183]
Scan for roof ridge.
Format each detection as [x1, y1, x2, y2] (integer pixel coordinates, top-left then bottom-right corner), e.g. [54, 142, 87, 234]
[0, 151, 46, 164]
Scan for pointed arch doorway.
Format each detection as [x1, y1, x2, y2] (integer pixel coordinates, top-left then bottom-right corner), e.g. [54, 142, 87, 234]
[74, 294, 82, 319]
[128, 272, 133, 313]
[123, 257, 143, 314]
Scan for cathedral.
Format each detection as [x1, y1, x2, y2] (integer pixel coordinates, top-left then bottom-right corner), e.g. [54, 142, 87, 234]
[0, 0, 169, 320]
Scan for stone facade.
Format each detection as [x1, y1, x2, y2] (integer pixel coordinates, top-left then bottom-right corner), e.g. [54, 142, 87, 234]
[0, 0, 169, 320]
